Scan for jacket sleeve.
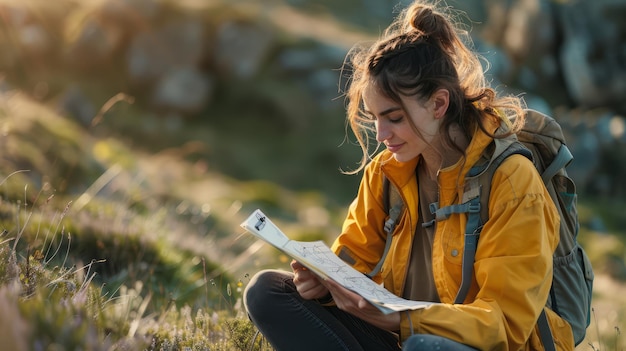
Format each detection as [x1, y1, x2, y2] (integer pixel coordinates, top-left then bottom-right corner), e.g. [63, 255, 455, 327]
[399, 155, 561, 350]
[330, 160, 389, 282]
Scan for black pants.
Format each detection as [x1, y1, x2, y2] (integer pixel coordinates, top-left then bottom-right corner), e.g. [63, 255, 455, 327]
[243, 269, 479, 351]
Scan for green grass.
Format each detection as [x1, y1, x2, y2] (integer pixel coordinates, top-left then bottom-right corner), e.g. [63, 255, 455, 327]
[0, 183, 273, 350]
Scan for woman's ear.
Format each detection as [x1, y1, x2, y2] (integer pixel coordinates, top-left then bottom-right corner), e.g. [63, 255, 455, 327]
[431, 89, 450, 120]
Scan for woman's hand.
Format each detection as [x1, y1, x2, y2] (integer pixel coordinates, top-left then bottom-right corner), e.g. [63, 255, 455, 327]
[291, 260, 401, 331]
[291, 260, 329, 300]
[321, 278, 401, 331]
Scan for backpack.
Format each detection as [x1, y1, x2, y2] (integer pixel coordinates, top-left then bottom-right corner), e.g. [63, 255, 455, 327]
[375, 109, 594, 349]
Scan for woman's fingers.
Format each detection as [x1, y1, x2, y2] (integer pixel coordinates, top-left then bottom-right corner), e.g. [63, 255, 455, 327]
[291, 260, 329, 300]
[290, 259, 305, 271]
[321, 279, 401, 330]
[322, 279, 363, 309]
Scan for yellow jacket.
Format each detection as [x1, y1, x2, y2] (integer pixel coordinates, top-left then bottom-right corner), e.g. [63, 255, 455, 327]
[331, 121, 575, 350]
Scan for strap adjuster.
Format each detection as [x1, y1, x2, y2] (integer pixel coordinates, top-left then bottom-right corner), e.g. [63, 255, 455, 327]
[468, 202, 481, 213]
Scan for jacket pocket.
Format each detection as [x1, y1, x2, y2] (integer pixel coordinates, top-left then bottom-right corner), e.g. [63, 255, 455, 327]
[442, 228, 464, 266]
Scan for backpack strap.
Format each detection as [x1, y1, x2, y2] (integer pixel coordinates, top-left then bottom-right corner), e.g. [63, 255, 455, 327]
[538, 310, 557, 351]
[460, 139, 568, 350]
[434, 139, 533, 304]
[541, 144, 573, 184]
[454, 195, 482, 304]
[367, 176, 404, 278]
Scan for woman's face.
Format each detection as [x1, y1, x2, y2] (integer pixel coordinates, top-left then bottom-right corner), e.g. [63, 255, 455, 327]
[362, 84, 442, 163]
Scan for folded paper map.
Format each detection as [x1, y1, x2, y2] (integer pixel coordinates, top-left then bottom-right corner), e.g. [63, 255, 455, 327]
[240, 209, 434, 314]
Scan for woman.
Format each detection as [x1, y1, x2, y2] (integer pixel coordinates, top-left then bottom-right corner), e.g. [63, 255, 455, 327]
[243, 1, 575, 350]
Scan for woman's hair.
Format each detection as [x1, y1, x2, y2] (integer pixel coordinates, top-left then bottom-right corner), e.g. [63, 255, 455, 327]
[342, 0, 525, 173]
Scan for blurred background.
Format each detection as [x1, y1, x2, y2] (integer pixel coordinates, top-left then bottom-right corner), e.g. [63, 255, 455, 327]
[0, 0, 624, 349]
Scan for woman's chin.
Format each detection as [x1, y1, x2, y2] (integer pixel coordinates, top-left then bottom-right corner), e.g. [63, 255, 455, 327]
[392, 153, 412, 163]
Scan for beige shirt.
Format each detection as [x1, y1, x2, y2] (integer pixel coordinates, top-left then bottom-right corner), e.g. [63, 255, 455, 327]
[402, 161, 440, 303]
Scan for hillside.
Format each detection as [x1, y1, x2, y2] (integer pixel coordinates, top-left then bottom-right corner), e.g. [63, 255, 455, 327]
[0, 0, 624, 349]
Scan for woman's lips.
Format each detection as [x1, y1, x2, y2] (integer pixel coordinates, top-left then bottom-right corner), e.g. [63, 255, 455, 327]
[386, 143, 404, 153]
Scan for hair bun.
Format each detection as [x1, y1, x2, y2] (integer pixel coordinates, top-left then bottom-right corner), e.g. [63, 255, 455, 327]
[409, 6, 434, 34]
[406, 5, 454, 51]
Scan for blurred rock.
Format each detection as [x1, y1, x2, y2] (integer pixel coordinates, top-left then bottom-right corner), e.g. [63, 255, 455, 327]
[277, 43, 346, 110]
[559, 37, 604, 108]
[557, 108, 626, 198]
[560, 112, 601, 193]
[127, 20, 206, 84]
[557, 0, 626, 108]
[568, 131, 600, 192]
[1, 0, 626, 200]
[151, 67, 214, 114]
[503, 0, 556, 64]
[306, 69, 340, 111]
[278, 43, 346, 72]
[481, 0, 566, 104]
[474, 40, 514, 83]
[17, 24, 51, 55]
[213, 20, 275, 79]
[63, 0, 162, 69]
[64, 20, 125, 68]
[0, 5, 54, 60]
[101, 0, 162, 23]
[478, 0, 626, 112]
[447, 0, 488, 26]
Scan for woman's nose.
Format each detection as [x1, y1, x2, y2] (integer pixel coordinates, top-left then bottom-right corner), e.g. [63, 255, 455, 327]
[376, 120, 391, 142]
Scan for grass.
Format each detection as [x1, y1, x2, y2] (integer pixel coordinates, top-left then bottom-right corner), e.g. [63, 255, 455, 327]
[0, 180, 272, 350]
[575, 197, 626, 351]
[587, 308, 623, 351]
[0, 249, 266, 350]
[0, 89, 277, 348]
[0, 90, 325, 350]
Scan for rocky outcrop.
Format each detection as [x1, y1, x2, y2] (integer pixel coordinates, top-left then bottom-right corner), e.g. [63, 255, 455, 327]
[0, 0, 624, 198]
[481, 0, 626, 111]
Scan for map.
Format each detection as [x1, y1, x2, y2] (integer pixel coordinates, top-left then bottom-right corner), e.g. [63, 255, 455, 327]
[240, 209, 434, 314]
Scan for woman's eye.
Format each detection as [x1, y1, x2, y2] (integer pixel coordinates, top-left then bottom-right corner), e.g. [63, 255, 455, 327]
[388, 116, 403, 123]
